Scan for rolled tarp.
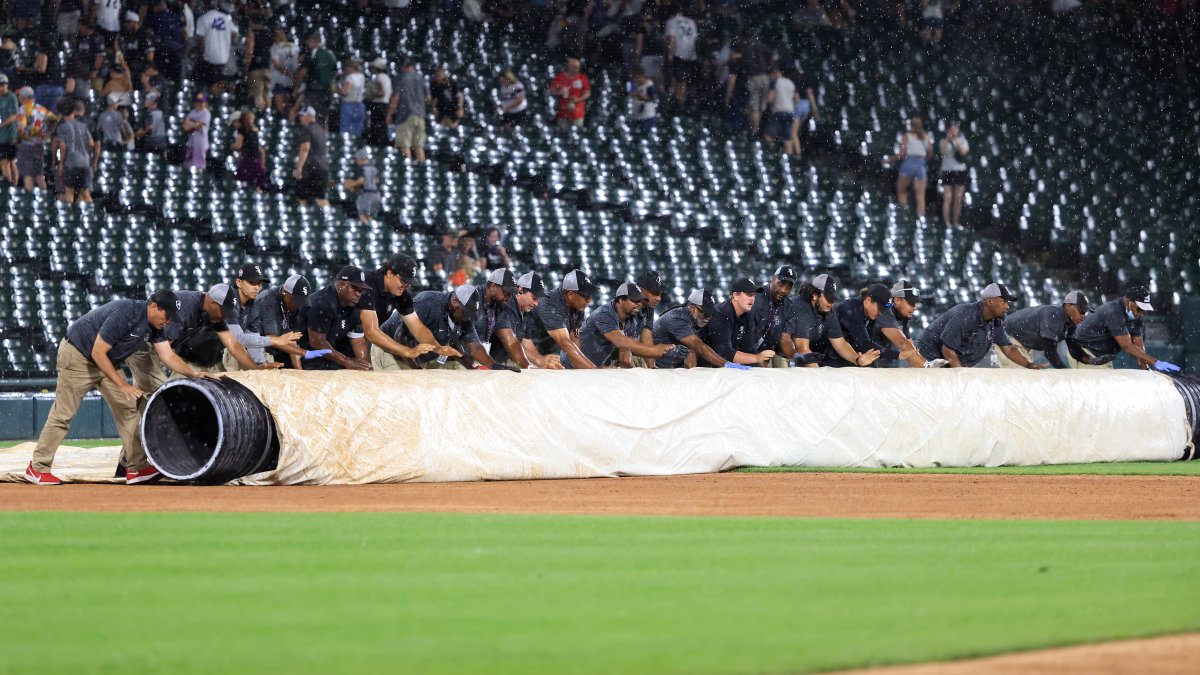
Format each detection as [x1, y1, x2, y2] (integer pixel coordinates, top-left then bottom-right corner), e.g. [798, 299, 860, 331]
[136, 368, 1193, 485]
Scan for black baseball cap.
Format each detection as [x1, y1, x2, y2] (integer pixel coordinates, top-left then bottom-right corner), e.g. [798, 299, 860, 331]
[1063, 290, 1091, 313]
[517, 271, 546, 298]
[636, 270, 665, 295]
[731, 278, 758, 295]
[207, 283, 239, 317]
[687, 289, 717, 315]
[615, 281, 646, 303]
[336, 266, 370, 289]
[981, 282, 1019, 302]
[237, 262, 270, 285]
[889, 279, 920, 303]
[282, 274, 311, 308]
[453, 284, 483, 323]
[562, 269, 599, 298]
[812, 274, 839, 302]
[486, 268, 518, 294]
[149, 289, 181, 323]
[774, 265, 797, 284]
[382, 254, 417, 283]
[866, 283, 893, 308]
[1124, 285, 1154, 312]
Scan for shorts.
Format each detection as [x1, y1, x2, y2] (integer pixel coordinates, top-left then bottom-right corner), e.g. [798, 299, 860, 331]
[766, 111, 793, 138]
[393, 115, 427, 149]
[295, 167, 329, 200]
[668, 57, 700, 86]
[16, 142, 44, 177]
[272, 83, 292, 96]
[746, 74, 771, 115]
[921, 16, 945, 29]
[898, 156, 927, 181]
[634, 117, 656, 131]
[0, 143, 15, 160]
[247, 68, 270, 101]
[61, 165, 92, 190]
[196, 60, 227, 88]
[501, 109, 530, 126]
[555, 117, 584, 131]
[794, 99, 812, 121]
[941, 169, 967, 186]
[356, 192, 381, 218]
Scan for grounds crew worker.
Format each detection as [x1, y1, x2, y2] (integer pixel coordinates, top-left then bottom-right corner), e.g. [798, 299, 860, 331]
[821, 284, 911, 367]
[358, 253, 457, 366]
[1067, 285, 1181, 372]
[527, 269, 599, 369]
[749, 265, 796, 367]
[477, 267, 517, 356]
[652, 289, 741, 369]
[567, 281, 675, 368]
[143, 285, 278, 378]
[871, 279, 947, 368]
[374, 285, 493, 370]
[783, 274, 844, 367]
[26, 290, 201, 486]
[997, 290, 1090, 369]
[701, 278, 775, 368]
[298, 266, 372, 370]
[256, 274, 313, 368]
[629, 270, 666, 367]
[221, 263, 304, 371]
[489, 271, 556, 369]
[917, 282, 1045, 369]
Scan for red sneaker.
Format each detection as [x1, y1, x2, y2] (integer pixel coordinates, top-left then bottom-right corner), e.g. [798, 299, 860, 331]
[126, 466, 162, 485]
[24, 463, 63, 486]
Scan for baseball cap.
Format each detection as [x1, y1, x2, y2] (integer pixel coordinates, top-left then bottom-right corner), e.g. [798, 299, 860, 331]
[298, 106, 317, 118]
[636, 270, 665, 295]
[453, 284, 483, 323]
[194, 92, 207, 103]
[228, 110, 242, 124]
[282, 274, 311, 308]
[487, 268, 517, 294]
[0, 74, 8, 85]
[18, 86, 33, 99]
[218, 0, 235, 12]
[1124, 285, 1153, 312]
[370, 57, 388, 70]
[107, 92, 122, 105]
[562, 270, 599, 298]
[517, 271, 546, 298]
[354, 148, 369, 161]
[335, 265, 370, 289]
[615, 281, 646, 303]
[124, 10, 140, 21]
[731, 278, 758, 295]
[149, 289, 182, 323]
[980, 282, 1019, 302]
[382, 253, 417, 283]
[865, 283, 893, 308]
[890, 279, 920, 302]
[812, 274, 839, 302]
[1064, 290, 1091, 313]
[687, 289, 717, 315]
[207, 283, 239, 316]
[774, 265, 798, 284]
[146, 91, 160, 104]
[237, 262, 269, 285]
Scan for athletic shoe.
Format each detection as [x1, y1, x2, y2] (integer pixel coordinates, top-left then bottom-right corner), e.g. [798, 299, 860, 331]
[126, 466, 162, 485]
[24, 463, 63, 486]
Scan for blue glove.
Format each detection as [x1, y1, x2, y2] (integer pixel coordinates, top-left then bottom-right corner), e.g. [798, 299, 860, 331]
[723, 362, 752, 370]
[1153, 360, 1182, 373]
[303, 349, 332, 360]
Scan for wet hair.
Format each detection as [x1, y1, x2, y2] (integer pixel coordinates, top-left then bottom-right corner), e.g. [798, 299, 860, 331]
[910, 117, 928, 141]
[796, 281, 820, 303]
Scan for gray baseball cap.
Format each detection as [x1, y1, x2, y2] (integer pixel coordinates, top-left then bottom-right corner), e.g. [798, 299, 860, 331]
[812, 274, 839, 302]
[980, 282, 1019, 302]
[517, 271, 546, 298]
[486, 268, 517, 294]
[1063, 290, 1090, 313]
[207, 283, 239, 317]
[282, 274, 311, 308]
[615, 281, 646, 302]
[562, 270, 599, 297]
[687, 289, 716, 315]
[890, 279, 920, 302]
[453, 284, 483, 322]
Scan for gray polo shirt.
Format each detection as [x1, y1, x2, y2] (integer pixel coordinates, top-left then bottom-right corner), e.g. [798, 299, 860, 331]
[66, 299, 159, 364]
[297, 122, 330, 173]
[651, 305, 700, 369]
[226, 293, 272, 364]
[486, 295, 527, 364]
[255, 286, 302, 337]
[160, 290, 229, 344]
[784, 297, 842, 354]
[55, 118, 93, 168]
[1072, 298, 1143, 357]
[1004, 305, 1070, 353]
[527, 288, 584, 356]
[916, 301, 1011, 367]
[383, 290, 480, 364]
[394, 69, 428, 120]
[568, 300, 633, 368]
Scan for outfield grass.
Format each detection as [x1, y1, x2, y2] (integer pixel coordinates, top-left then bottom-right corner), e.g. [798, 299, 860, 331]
[1, 513, 1196, 674]
[0, 438, 119, 449]
[740, 461, 1200, 476]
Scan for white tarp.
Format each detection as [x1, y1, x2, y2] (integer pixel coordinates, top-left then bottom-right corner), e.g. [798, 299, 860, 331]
[212, 368, 1191, 485]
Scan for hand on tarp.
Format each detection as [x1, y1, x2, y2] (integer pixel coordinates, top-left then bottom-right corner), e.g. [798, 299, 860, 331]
[923, 358, 950, 368]
[1153, 360, 1182, 373]
[723, 362, 752, 370]
[790, 353, 820, 367]
[303, 349, 332, 359]
[490, 363, 521, 372]
[472, 364, 491, 370]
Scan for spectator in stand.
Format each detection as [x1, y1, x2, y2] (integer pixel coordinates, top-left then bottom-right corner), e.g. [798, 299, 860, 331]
[550, 56, 590, 130]
[628, 65, 657, 130]
[0, 36, 15, 84]
[244, 14, 274, 110]
[480, 227, 511, 271]
[0, 75, 18, 186]
[729, 35, 771, 136]
[268, 30, 299, 115]
[497, 70, 529, 129]
[58, 0, 86, 40]
[295, 32, 337, 125]
[98, 92, 126, 150]
[429, 230, 460, 276]
[68, 22, 106, 95]
[293, 105, 330, 207]
[343, 148, 381, 223]
[92, 0, 122, 38]
[364, 58, 392, 146]
[784, 66, 818, 157]
[338, 60, 367, 136]
[430, 65, 464, 129]
[893, 116, 933, 218]
[14, 86, 57, 192]
[387, 59, 429, 162]
[52, 97, 98, 205]
[20, 37, 66, 113]
[146, 1, 184, 83]
[939, 119, 969, 227]
[920, 0, 946, 46]
[120, 10, 156, 87]
[664, 5, 699, 105]
[135, 90, 167, 156]
[763, 64, 797, 151]
[195, 0, 238, 96]
[182, 92, 211, 170]
[99, 50, 134, 103]
[233, 109, 270, 192]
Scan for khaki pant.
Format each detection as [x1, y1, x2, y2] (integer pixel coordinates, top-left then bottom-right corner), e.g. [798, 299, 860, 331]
[394, 115, 427, 149]
[766, 355, 790, 369]
[32, 340, 149, 473]
[221, 349, 273, 372]
[747, 74, 771, 116]
[125, 345, 169, 394]
[556, 117, 584, 131]
[371, 347, 463, 371]
[1067, 346, 1115, 370]
[994, 338, 1033, 369]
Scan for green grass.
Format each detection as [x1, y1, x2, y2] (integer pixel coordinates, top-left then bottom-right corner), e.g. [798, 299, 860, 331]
[739, 461, 1200, 476]
[0, 438, 119, 449]
[1, 513, 1197, 674]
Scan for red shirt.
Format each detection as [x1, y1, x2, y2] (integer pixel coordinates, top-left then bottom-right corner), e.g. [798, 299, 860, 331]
[551, 72, 589, 120]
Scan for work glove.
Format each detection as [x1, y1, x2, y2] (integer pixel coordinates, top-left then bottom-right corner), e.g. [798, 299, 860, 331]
[303, 349, 332, 359]
[723, 362, 751, 370]
[1153, 360, 1182, 373]
[923, 359, 950, 368]
[790, 353, 820, 367]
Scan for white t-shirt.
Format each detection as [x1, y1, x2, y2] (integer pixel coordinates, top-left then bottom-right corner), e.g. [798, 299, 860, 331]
[341, 72, 366, 103]
[630, 79, 657, 121]
[196, 9, 239, 65]
[664, 15, 698, 61]
[769, 76, 796, 114]
[368, 72, 392, 104]
[500, 81, 527, 114]
[939, 136, 970, 172]
[269, 42, 299, 88]
[94, 0, 121, 32]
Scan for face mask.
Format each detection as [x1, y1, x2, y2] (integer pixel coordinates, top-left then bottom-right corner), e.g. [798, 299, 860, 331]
[1126, 309, 1135, 321]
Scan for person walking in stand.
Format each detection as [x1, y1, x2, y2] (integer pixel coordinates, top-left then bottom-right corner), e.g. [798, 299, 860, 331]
[233, 109, 270, 192]
[387, 59, 429, 162]
[182, 92, 211, 170]
[939, 119, 969, 226]
[342, 148, 381, 223]
[0, 74, 19, 185]
[550, 57, 590, 131]
[14, 86, 58, 192]
[293, 106, 330, 206]
[364, 57, 393, 146]
[51, 98, 98, 205]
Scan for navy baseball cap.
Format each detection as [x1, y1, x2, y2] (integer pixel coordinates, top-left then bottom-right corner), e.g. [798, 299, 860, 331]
[1124, 285, 1153, 312]
[382, 254, 417, 283]
[207, 283, 239, 316]
[562, 270, 599, 298]
[282, 274, 311, 308]
[981, 282, 1019, 302]
[517, 271, 546, 298]
[1064, 290, 1091, 313]
[774, 265, 797, 284]
[149, 289, 181, 323]
[615, 281, 646, 303]
[237, 262, 270, 285]
[687, 289, 717, 315]
[636, 270, 665, 295]
[336, 266, 370, 289]
[866, 283, 893, 308]
[487, 268, 518, 294]
[731, 278, 758, 295]
[812, 274, 839, 302]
